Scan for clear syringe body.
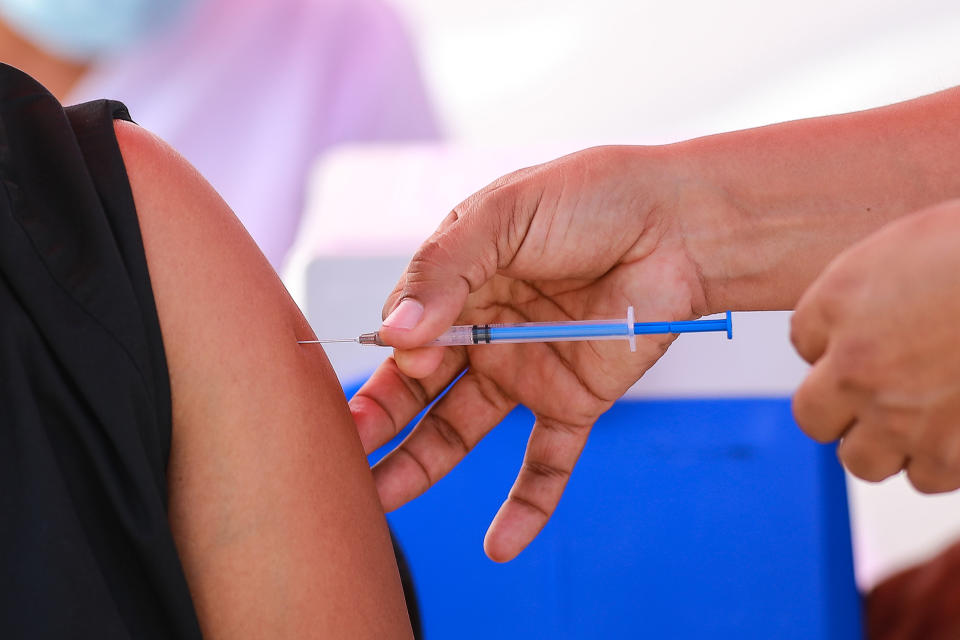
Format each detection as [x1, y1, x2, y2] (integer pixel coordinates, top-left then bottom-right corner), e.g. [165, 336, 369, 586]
[357, 309, 733, 350]
[428, 318, 629, 346]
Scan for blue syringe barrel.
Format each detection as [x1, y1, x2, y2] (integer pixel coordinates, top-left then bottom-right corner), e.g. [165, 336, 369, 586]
[424, 311, 733, 346]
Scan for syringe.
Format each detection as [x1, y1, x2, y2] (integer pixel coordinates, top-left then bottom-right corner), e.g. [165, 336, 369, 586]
[299, 308, 732, 352]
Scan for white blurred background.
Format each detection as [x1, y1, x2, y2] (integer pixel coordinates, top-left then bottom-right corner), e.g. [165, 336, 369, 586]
[398, 0, 960, 144]
[7, 0, 957, 595]
[290, 0, 960, 591]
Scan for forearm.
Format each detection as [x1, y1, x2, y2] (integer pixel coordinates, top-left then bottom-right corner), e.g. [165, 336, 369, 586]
[672, 86, 960, 313]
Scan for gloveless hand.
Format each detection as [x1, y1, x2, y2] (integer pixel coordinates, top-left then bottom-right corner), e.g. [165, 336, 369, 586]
[349, 145, 734, 561]
[349, 86, 960, 562]
[792, 199, 960, 492]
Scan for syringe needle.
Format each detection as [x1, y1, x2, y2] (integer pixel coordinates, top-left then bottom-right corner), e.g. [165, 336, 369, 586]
[297, 338, 358, 344]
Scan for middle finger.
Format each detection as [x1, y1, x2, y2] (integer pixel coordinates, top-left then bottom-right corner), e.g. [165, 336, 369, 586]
[372, 367, 517, 511]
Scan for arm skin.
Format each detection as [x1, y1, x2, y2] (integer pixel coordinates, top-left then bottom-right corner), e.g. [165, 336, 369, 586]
[115, 120, 414, 639]
[347, 86, 960, 563]
[676, 85, 960, 314]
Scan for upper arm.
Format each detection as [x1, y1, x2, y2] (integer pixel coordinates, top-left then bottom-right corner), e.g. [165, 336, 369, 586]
[113, 120, 413, 639]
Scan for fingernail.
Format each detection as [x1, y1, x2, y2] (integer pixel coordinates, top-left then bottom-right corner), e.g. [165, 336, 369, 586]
[382, 298, 423, 330]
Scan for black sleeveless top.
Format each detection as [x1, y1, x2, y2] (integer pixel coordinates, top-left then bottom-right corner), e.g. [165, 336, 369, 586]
[0, 64, 202, 638]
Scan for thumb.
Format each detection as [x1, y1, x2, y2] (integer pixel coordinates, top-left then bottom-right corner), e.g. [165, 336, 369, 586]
[378, 176, 541, 349]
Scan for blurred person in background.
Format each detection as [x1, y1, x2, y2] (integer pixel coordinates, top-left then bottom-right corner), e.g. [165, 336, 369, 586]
[0, 0, 439, 270]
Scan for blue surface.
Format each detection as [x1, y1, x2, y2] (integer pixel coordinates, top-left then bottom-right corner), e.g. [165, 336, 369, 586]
[349, 383, 862, 639]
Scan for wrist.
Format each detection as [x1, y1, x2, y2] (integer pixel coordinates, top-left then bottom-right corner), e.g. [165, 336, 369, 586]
[664, 96, 955, 313]
[669, 144, 839, 315]
[651, 141, 791, 316]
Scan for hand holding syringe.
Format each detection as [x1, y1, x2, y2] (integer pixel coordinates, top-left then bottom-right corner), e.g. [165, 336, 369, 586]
[300, 308, 732, 350]
[339, 145, 748, 566]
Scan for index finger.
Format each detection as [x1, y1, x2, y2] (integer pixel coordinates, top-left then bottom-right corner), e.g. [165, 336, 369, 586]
[349, 346, 468, 454]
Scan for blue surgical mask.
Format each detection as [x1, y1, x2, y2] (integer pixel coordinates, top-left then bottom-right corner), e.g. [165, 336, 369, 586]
[0, 0, 197, 61]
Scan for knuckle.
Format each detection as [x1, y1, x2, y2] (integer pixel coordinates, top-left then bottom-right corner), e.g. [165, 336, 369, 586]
[406, 238, 449, 280]
[789, 305, 826, 364]
[838, 457, 871, 482]
[904, 449, 960, 494]
[439, 207, 461, 229]
[407, 233, 493, 294]
[802, 423, 840, 445]
[790, 393, 833, 443]
[830, 340, 876, 390]
[396, 447, 435, 491]
[538, 417, 591, 439]
[505, 493, 551, 519]
[818, 266, 864, 311]
[470, 373, 512, 414]
[477, 177, 541, 265]
[386, 357, 430, 407]
[837, 440, 898, 483]
[521, 460, 570, 482]
[914, 436, 960, 474]
[835, 438, 858, 467]
[871, 401, 940, 453]
[940, 443, 960, 471]
[870, 413, 911, 449]
[789, 311, 810, 350]
[790, 389, 813, 427]
[905, 464, 955, 494]
[850, 464, 897, 484]
[794, 269, 859, 333]
[422, 412, 471, 455]
[402, 376, 430, 407]
[351, 391, 399, 437]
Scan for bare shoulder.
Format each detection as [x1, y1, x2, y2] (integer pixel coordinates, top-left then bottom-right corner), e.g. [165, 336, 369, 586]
[112, 118, 307, 368]
[113, 120, 413, 639]
[113, 118, 203, 204]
